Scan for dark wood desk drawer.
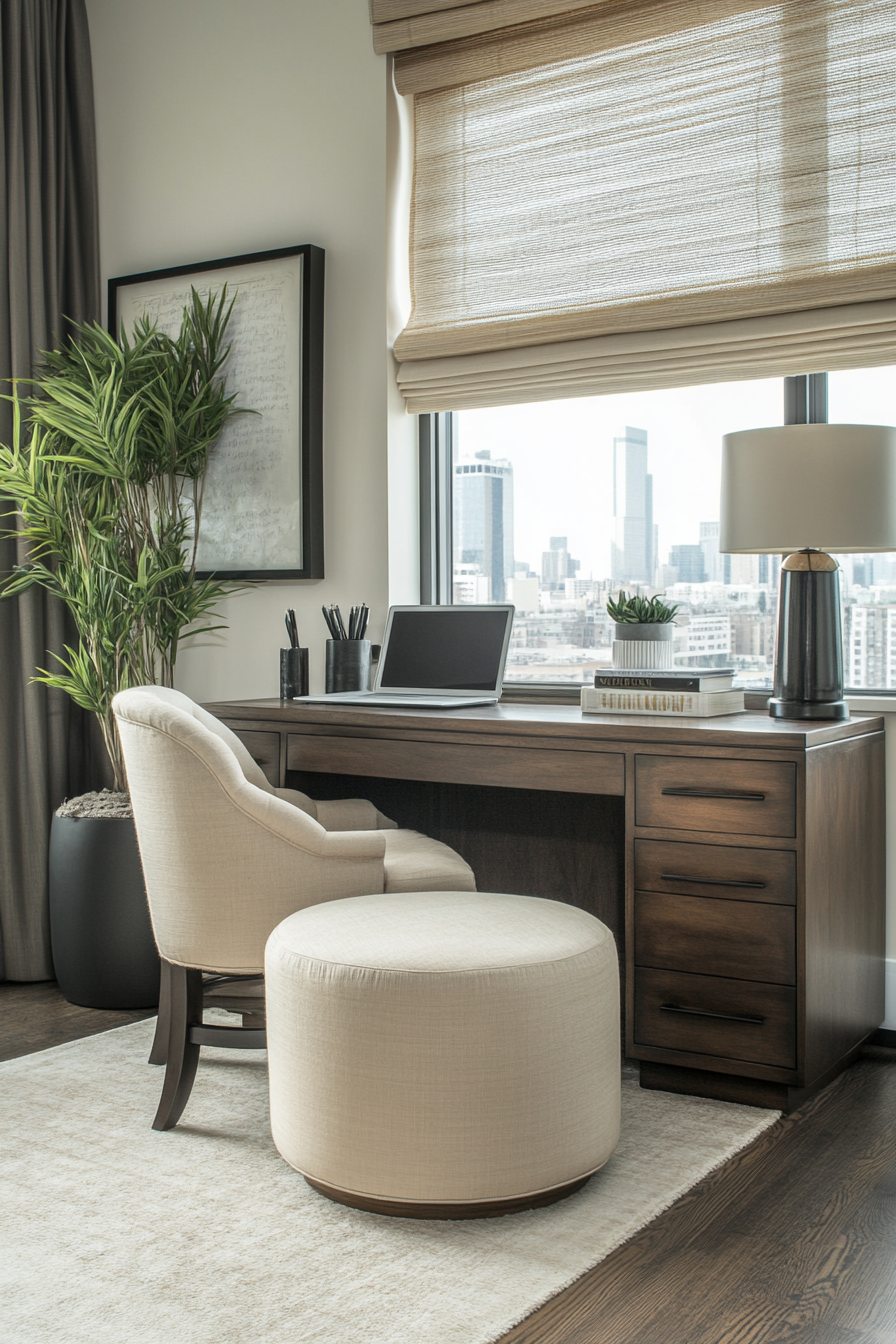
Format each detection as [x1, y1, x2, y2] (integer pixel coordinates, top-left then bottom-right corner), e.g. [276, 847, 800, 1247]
[287, 734, 625, 796]
[635, 756, 797, 837]
[233, 730, 281, 787]
[634, 892, 796, 984]
[634, 968, 796, 1068]
[634, 839, 796, 904]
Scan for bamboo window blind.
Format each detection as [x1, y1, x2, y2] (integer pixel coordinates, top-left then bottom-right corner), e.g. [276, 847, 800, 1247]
[376, 0, 896, 412]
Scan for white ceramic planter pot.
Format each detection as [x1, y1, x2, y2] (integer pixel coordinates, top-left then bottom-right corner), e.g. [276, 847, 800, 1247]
[611, 622, 675, 669]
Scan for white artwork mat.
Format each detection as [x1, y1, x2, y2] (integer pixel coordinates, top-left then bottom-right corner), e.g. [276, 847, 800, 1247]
[114, 252, 304, 574]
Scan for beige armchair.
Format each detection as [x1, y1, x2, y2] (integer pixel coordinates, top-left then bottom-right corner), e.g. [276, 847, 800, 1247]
[112, 686, 475, 1131]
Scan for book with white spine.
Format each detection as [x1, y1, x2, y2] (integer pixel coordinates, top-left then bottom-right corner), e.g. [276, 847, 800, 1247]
[581, 686, 745, 717]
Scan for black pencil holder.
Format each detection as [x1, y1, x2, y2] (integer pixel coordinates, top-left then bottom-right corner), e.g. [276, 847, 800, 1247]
[280, 647, 309, 699]
[325, 639, 372, 694]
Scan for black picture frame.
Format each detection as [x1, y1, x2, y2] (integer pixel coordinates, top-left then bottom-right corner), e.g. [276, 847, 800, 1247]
[108, 244, 325, 580]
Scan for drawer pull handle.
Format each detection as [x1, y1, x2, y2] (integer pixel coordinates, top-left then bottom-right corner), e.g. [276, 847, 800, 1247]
[660, 1002, 765, 1026]
[660, 787, 766, 802]
[659, 873, 767, 889]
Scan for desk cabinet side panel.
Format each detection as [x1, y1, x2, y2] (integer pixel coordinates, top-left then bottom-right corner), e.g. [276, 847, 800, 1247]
[804, 732, 886, 1083]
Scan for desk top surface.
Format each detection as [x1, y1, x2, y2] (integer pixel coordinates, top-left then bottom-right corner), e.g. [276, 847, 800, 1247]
[206, 698, 885, 752]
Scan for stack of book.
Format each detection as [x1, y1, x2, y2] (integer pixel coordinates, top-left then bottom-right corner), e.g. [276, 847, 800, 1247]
[581, 669, 745, 717]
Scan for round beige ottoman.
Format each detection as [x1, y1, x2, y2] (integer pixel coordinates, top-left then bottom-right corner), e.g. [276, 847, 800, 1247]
[265, 890, 620, 1219]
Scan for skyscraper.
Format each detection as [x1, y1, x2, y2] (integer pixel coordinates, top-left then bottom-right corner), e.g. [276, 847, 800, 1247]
[611, 426, 657, 585]
[453, 450, 514, 602]
[541, 535, 580, 591]
[699, 521, 722, 583]
[669, 544, 706, 583]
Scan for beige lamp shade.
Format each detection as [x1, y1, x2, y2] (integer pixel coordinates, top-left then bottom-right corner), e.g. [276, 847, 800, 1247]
[720, 424, 896, 555]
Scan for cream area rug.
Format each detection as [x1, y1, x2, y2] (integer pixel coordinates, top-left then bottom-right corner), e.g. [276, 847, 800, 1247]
[2, 1018, 779, 1344]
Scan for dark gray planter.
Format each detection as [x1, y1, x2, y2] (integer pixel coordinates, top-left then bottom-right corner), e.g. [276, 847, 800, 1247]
[49, 813, 160, 1009]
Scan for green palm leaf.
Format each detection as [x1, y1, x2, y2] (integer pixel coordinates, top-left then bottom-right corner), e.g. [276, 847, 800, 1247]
[0, 288, 248, 791]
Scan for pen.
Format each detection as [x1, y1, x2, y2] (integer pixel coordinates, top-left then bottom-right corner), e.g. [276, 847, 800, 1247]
[322, 602, 368, 640]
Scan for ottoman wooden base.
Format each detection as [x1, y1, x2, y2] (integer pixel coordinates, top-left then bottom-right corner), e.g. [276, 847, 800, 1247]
[304, 1172, 593, 1220]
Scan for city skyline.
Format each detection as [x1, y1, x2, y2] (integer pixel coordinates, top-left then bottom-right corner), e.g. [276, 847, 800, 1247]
[453, 367, 896, 687]
[454, 368, 895, 585]
[454, 425, 774, 597]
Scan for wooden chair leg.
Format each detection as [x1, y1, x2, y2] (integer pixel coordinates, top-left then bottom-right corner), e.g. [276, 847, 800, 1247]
[148, 959, 173, 1066]
[152, 965, 203, 1132]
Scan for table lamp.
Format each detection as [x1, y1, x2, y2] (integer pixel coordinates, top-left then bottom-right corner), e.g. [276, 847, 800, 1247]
[720, 423, 896, 720]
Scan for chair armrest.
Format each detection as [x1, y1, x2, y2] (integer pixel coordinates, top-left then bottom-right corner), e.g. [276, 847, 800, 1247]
[319, 827, 388, 860]
[273, 786, 318, 817]
[239, 788, 386, 860]
[313, 798, 398, 831]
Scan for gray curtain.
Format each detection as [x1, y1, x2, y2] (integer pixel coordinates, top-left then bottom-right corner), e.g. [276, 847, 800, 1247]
[0, 0, 101, 981]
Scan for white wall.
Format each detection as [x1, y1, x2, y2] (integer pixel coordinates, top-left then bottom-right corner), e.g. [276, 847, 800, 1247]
[85, 0, 413, 697]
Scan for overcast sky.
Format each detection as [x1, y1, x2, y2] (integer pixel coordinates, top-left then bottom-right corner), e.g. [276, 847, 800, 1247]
[457, 367, 896, 579]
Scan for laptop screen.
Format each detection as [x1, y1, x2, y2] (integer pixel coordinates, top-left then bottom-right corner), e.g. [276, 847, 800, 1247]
[378, 607, 513, 692]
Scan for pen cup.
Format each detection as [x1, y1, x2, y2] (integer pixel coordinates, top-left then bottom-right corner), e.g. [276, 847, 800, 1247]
[325, 639, 372, 694]
[280, 647, 309, 699]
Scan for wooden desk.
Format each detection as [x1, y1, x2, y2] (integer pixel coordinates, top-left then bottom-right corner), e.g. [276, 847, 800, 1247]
[206, 698, 886, 1111]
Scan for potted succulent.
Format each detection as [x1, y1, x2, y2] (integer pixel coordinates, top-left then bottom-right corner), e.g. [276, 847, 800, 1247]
[606, 591, 679, 669]
[0, 290, 243, 1007]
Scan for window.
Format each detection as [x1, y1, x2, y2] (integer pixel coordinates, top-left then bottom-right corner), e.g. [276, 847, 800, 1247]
[829, 368, 896, 691]
[436, 366, 896, 691]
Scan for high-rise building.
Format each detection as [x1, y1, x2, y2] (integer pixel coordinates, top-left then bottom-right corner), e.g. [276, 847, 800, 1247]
[699, 521, 722, 583]
[452, 564, 491, 605]
[727, 553, 761, 586]
[541, 535, 580, 591]
[680, 614, 731, 664]
[611, 426, 657, 584]
[453, 450, 514, 602]
[669, 544, 706, 584]
[845, 604, 896, 688]
[506, 576, 539, 613]
[871, 555, 896, 586]
[721, 551, 779, 588]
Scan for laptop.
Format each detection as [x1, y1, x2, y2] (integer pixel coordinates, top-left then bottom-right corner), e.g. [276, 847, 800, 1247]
[303, 604, 515, 709]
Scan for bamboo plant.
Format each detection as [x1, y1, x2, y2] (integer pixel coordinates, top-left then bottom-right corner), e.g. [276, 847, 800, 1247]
[0, 289, 245, 791]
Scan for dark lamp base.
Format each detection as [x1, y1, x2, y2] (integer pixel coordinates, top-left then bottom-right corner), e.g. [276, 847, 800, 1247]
[768, 698, 849, 721]
[770, 558, 847, 726]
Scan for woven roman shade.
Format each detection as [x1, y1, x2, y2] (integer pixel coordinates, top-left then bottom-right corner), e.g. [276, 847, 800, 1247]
[370, 0, 608, 56]
[388, 0, 896, 412]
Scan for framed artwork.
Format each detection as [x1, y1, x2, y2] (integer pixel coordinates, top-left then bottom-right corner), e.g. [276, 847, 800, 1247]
[108, 244, 325, 579]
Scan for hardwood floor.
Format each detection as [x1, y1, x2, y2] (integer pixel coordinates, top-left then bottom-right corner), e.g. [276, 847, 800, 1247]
[0, 978, 153, 1062]
[496, 1046, 896, 1344]
[2, 981, 893, 1343]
